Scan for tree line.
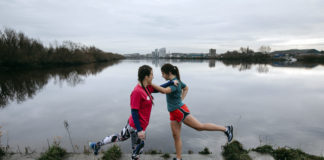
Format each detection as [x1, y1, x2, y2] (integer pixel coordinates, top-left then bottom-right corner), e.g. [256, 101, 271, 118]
[0, 28, 124, 67]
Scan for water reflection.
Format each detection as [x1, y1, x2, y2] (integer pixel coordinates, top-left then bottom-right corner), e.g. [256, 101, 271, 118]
[257, 64, 269, 73]
[1, 60, 321, 108]
[0, 59, 323, 156]
[222, 60, 322, 73]
[0, 61, 120, 108]
[209, 59, 216, 68]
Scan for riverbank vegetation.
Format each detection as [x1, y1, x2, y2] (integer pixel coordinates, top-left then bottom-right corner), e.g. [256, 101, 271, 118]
[0, 126, 4, 160]
[1, 140, 324, 160]
[38, 145, 67, 160]
[252, 145, 324, 160]
[297, 54, 324, 63]
[102, 144, 122, 160]
[222, 140, 324, 160]
[0, 28, 124, 68]
[219, 51, 274, 62]
[222, 141, 251, 160]
[0, 62, 119, 108]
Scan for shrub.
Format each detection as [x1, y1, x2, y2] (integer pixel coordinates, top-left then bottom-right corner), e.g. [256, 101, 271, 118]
[252, 145, 324, 160]
[251, 145, 274, 155]
[102, 144, 122, 160]
[38, 145, 67, 160]
[0, 147, 5, 160]
[199, 147, 212, 155]
[222, 140, 252, 160]
[161, 153, 170, 159]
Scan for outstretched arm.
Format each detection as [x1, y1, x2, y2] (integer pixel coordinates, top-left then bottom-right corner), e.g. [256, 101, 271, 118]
[152, 80, 178, 93]
[181, 86, 189, 101]
[151, 83, 172, 94]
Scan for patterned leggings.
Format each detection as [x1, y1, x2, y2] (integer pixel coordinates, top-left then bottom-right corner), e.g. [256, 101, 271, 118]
[98, 122, 144, 159]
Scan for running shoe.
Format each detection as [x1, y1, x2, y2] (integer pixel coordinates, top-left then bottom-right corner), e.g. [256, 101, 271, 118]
[89, 142, 101, 155]
[224, 125, 233, 142]
[132, 154, 140, 160]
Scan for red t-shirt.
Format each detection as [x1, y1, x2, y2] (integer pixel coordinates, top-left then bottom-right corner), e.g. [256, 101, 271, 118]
[128, 84, 154, 131]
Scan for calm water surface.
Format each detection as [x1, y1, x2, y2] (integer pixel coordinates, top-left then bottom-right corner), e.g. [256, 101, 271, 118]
[1, 59, 324, 156]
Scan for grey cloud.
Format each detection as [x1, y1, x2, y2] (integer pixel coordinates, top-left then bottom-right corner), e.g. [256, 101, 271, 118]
[1, 0, 323, 53]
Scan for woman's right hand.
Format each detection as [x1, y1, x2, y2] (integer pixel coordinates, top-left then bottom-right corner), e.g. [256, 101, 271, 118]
[173, 80, 179, 86]
[138, 130, 145, 140]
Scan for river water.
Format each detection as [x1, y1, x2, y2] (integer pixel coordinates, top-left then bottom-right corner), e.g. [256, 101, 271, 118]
[0, 59, 324, 156]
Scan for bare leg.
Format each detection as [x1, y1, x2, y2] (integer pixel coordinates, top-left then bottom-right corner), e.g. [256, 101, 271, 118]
[171, 121, 182, 159]
[183, 115, 226, 132]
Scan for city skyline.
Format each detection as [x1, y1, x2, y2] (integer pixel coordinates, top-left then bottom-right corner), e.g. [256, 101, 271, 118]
[1, 0, 324, 54]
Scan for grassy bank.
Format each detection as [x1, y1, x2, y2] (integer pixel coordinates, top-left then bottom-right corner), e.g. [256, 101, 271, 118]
[222, 140, 324, 160]
[2, 140, 324, 160]
[252, 144, 324, 160]
[0, 28, 124, 68]
[38, 145, 67, 160]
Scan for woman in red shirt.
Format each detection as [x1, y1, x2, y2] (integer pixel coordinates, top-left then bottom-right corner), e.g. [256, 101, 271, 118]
[89, 65, 155, 160]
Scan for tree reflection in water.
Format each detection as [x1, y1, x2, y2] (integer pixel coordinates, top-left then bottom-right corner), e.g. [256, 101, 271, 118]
[0, 61, 120, 108]
[222, 60, 319, 73]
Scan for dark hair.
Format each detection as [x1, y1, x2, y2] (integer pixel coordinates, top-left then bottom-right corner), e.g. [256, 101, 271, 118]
[138, 65, 154, 104]
[161, 63, 180, 81]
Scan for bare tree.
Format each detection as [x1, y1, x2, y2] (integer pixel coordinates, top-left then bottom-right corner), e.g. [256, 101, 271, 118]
[259, 46, 271, 54]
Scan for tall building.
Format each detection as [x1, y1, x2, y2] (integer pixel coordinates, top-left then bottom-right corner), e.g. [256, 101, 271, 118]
[152, 48, 166, 58]
[159, 48, 166, 57]
[209, 48, 216, 57]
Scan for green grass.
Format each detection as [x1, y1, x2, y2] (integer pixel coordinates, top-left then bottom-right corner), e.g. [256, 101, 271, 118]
[102, 144, 122, 160]
[251, 145, 274, 154]
[252, 145, 324, 160]
[37, 145, 67, 160]
[222, 140, 252, 160]
[199, 147, 212, 155]
[0, 147, 5, 160]
[161, 153, 170, 159]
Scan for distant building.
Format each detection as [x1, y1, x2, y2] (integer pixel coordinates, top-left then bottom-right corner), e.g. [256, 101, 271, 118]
[209, 48, 216, 57]
[187, 53, 207, 58]
[171, 53, 186, 58]
[152, 48, 167, 58]
[159, 48, 166, 57]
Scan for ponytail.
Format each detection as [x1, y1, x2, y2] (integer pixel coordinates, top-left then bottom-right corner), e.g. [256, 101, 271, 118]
[173, 66, 180, 81]
[161, 63, 181, 81]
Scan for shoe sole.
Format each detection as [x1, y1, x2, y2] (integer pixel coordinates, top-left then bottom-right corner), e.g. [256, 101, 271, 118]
[229, 125, 234, 142]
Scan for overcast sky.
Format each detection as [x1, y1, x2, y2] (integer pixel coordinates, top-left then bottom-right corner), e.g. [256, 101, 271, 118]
[1, 0, 324, 54]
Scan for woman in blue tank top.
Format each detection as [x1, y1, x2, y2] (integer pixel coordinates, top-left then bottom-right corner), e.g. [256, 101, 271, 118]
[151, 63, 234, 160]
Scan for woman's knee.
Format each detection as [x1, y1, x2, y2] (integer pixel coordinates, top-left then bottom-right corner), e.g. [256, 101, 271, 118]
[193, 124, 204, 131]
[172, 132, 181, 139]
